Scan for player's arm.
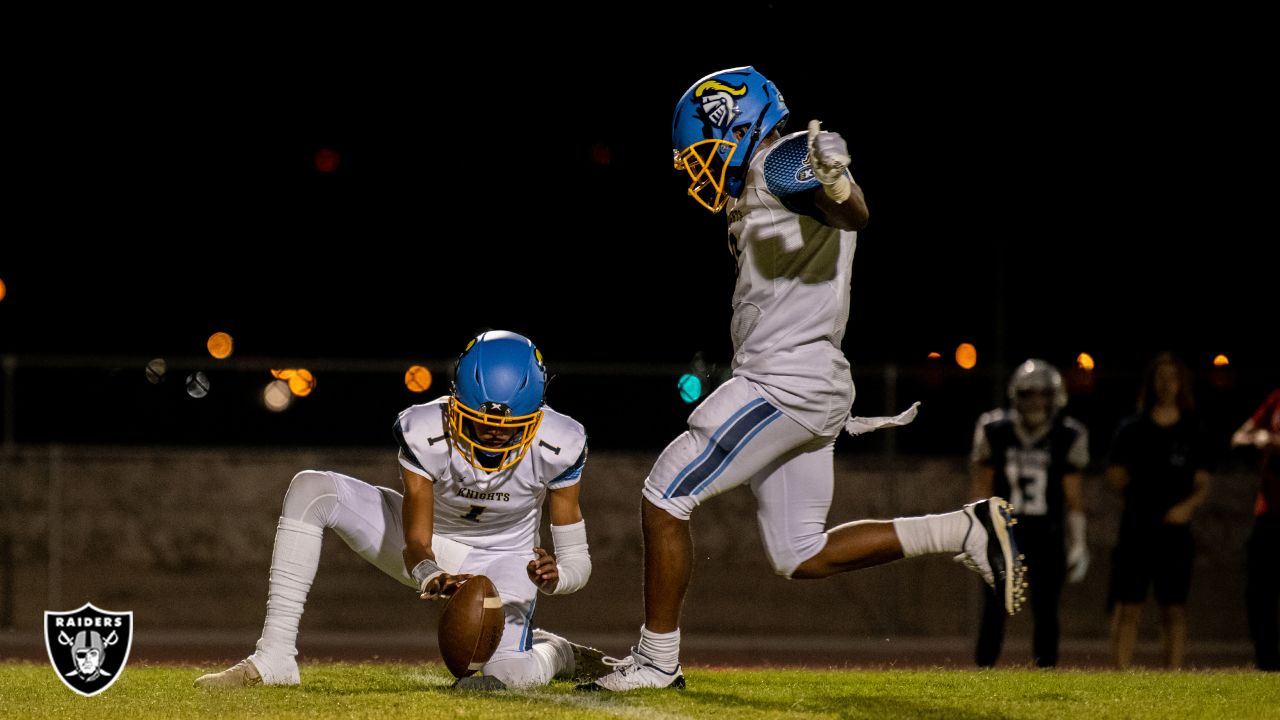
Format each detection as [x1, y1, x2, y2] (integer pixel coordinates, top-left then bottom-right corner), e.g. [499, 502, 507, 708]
[1104, 464, 1130, 492]
[968, 415, 994, 501]
[527, 481, 592, 595]
[1231, 417, 1278, 450]
[1231, 418, 1260, 448]
[807, 120, 868, 231]
[812, 173, 868, 230]
[1063, 469, 1090, 582]
[401, 466, 470, 599]
[1164, 469, 1211, 524]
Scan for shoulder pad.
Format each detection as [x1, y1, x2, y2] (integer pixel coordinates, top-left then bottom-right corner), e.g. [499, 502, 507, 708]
[762, 131, 822, 199]
[531, 406, 588, 488]
[394, 397, 452, 478]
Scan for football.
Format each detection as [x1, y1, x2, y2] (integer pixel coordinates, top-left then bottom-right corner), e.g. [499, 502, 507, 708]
[437, 575, 504, 678]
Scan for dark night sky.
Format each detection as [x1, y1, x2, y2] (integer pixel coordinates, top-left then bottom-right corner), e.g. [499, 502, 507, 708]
[2, 10, 1275, 383]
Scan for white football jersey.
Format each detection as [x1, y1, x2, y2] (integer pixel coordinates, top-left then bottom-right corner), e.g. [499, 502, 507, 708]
[725, 130, 858, 436]
[393, 397, 587, 553]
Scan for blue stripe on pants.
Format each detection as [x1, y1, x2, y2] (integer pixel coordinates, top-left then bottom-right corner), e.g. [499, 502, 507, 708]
[661, 398, 766, 498]
[520, 597, 537, 651]
[665, 401, 781, 499]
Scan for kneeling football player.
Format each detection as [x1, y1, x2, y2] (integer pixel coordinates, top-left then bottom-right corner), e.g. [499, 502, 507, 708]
[196, 331, 606, 689]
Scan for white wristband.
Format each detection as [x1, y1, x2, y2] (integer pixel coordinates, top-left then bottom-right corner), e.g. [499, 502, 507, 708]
[823, 175, 852, 203]
[547, 520, 591, 596]
[411, 558, 444, 594]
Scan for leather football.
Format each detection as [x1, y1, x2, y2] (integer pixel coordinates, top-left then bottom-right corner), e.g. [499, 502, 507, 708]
[437, 575, 504, 678]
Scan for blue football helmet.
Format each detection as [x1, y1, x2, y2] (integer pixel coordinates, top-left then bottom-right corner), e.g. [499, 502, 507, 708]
[448, 330, 547, 472]
[672, 66, 789, 213]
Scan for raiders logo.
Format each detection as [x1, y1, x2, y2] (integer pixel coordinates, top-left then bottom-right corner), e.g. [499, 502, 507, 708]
[44, 603, 133, 697]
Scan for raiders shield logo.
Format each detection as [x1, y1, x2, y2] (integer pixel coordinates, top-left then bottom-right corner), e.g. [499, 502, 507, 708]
[44, 602, 133, 697]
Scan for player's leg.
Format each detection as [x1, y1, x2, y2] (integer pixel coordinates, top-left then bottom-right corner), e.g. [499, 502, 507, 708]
[583, 378, 813, 691]
[755, 439, 900, 579]
[1154, 525, 1194, 669]
[751, 439, 1025, 614]
[975, 584, 1007, 667]
[1108, 540, 1148, 669]
[1246, 515, 1280, 671]
[196, 470, 417, 687]
[1026, 528, 1064, 668]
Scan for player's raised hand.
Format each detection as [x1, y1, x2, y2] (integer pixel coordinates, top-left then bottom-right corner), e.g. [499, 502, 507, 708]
[807, 120, 852, 202]
[420, 573, 474, 600]
[527, 547, 559, 593]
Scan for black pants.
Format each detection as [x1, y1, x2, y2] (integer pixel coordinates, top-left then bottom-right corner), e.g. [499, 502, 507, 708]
[1247, 514, 1280, 671]
[976, 521, 1065, 667]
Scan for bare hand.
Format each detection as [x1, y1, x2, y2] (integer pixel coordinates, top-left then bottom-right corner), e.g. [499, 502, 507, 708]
[419, 573, 474, 600]
[1163, 504, 1193, 525]
[526, 547, 559, 592]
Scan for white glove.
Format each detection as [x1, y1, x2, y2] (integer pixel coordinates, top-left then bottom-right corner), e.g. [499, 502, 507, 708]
[1066, 510, 1089, 584]
[807, 119, 852, 203]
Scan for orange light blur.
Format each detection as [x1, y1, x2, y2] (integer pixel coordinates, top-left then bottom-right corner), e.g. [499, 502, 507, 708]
[405, 365, 433, 393]
[207, 332, 233, 359]
[955, 343, 977, 370]
[288, 369, 316, 397]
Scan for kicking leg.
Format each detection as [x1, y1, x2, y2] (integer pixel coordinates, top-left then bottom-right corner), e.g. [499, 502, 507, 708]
[750, 440, 1025, 615]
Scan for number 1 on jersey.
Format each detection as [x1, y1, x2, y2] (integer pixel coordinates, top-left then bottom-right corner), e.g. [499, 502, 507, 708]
[461, 505, 486, 522]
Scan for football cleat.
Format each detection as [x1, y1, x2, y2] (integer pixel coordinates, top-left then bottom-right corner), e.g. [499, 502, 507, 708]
[453, 674, 507, 691]
[194, 657, 265, 689]
[576, 649, 685, 691]
[532, 628, 612, 683]
[954, 497, 1028, 615]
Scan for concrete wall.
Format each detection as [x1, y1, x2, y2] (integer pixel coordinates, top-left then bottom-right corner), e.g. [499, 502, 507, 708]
[0, 446, 1262, 644]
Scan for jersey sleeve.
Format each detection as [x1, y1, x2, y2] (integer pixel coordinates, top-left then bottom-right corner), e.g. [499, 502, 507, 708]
[532, 407, 588, 490]
[549, 443, 588, 490]
[393, 400, 452, 480]
[969, 409, 1004, 465]
[1252, 389, 1280, 426]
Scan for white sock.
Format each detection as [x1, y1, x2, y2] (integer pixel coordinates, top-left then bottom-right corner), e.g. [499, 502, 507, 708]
[637, 625, 681, 671]
[893, 507, 973, 558]
[251, 517, 323, 683]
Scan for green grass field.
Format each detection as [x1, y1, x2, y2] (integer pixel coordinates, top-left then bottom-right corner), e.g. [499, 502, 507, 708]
[1, 661, 1276, 719]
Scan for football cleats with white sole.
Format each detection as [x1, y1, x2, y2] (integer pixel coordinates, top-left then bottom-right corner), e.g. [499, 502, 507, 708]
[576, 650, 685, 692]
[955, 497, 1028, 615]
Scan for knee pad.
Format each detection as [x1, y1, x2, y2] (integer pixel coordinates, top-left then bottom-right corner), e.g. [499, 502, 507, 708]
[281, 470, 339, 527]
[763, 530, 828, 579]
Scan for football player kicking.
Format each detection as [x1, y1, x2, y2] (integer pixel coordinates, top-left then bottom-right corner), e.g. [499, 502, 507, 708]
[196, 331, 607, 689]
[581, 66, 1027, 691]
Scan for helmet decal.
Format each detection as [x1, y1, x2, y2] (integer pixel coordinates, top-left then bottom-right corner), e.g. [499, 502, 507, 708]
[694, 79, 747, 129]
